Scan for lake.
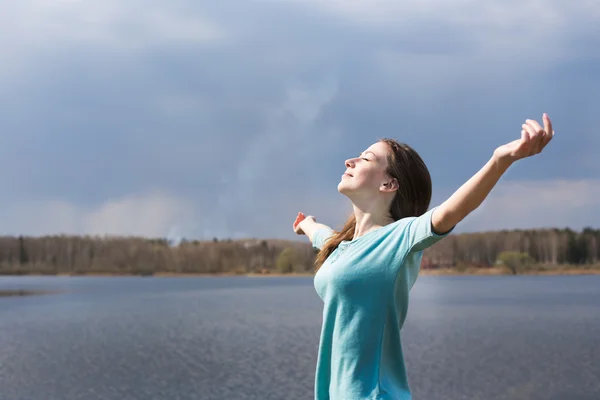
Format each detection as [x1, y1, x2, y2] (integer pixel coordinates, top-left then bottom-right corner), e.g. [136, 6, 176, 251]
[0, 275, 598, 400]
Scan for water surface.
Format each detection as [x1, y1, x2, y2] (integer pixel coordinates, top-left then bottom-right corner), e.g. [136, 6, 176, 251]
[0, 275, 598, 400]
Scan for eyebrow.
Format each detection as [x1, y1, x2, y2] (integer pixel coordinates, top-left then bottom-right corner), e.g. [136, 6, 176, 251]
[361, 151, 377, 158]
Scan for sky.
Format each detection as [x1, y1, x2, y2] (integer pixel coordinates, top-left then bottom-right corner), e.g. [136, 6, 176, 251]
[0, 0, 598, 241]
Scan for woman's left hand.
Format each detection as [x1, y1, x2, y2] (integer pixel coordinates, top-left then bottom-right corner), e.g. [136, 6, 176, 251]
[494, 113, 554, 163]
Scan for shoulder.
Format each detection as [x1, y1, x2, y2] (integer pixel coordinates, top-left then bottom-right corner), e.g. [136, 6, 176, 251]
[379, 206, 453, 255]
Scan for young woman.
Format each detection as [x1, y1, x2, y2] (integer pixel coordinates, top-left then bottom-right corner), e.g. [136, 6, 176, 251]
[292, 114, 554, 399]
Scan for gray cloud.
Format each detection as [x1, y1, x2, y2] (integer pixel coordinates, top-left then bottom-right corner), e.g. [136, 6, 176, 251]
[0, 0, 598, 239]
[457, 179, 600, 233]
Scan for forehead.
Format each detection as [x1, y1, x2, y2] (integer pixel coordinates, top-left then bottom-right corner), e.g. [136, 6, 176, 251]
[364, 141, 389, 158]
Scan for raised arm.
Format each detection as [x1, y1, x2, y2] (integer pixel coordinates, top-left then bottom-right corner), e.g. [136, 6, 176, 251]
[432, 113, 555, 234]
[293, 212, 333, 245]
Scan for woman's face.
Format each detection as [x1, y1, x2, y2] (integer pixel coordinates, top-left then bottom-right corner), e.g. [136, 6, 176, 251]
[337, 141, 393, 198]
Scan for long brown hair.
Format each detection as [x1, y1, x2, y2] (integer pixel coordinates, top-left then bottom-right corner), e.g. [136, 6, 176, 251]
[314, 138, 432, 271]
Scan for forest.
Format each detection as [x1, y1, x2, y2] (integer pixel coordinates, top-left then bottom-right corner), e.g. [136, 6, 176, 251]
[1, 226, 599, 276]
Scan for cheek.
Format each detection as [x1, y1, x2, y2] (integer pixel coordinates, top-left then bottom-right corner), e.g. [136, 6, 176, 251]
[354, 169, 382, 188]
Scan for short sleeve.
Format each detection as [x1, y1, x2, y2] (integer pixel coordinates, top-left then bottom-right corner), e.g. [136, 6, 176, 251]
[311, 227, 334, 250]
[405, 206, 453, 253]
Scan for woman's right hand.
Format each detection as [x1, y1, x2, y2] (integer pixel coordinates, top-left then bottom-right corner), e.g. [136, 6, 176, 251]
[293, 212, 315, 235]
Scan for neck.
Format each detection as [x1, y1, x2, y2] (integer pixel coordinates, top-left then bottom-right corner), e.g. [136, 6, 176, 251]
[351, 199, 394, 240]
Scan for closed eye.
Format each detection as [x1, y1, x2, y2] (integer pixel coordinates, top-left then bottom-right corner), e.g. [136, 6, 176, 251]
[361, 157, 369, 161]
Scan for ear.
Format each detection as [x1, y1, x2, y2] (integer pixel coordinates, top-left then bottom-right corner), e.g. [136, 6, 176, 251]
[380, 178, 399, 193]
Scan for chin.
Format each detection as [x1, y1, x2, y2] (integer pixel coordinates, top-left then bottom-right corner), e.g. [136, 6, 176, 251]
[337, 182, 351, 195]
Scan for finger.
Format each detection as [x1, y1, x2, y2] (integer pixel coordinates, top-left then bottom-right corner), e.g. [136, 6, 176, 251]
[293, 213, 305, 228]
[540, 113, 554, 151]
[526, 119, 544, 135]
[525, 120, 545, 153]
[524, 120, 544, 142]
[543, 113, 553, 135]
[523, 121, 543, 154]
[522, 123, 534, 142]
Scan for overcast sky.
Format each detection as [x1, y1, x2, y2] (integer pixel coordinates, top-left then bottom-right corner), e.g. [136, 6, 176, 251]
[0, 0, 598, 241]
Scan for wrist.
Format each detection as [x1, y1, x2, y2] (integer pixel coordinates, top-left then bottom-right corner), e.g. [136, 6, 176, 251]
[491, 151, 514, 171]
[298, 216, 315, 230]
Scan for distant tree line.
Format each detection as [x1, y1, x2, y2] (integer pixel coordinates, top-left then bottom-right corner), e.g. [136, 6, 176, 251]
[1, 227, 599, 276]
[424, 227, 600, 268]
[1, 236, 316, 275]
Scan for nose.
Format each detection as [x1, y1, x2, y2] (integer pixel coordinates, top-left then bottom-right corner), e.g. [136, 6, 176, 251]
[345, 158, 355, 168]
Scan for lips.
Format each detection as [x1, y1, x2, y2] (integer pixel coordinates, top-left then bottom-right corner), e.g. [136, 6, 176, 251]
[344, 172, 353, 177]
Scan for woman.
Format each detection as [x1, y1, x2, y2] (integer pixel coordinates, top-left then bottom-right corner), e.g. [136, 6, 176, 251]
[292, 114, 554, 399]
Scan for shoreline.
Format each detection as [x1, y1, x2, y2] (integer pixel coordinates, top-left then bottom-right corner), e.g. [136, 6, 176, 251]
[417, 267, 600, 276]
[0, 289, 59, 297]
[248, 267, 600, 277]
[1, 267, 600, 279]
